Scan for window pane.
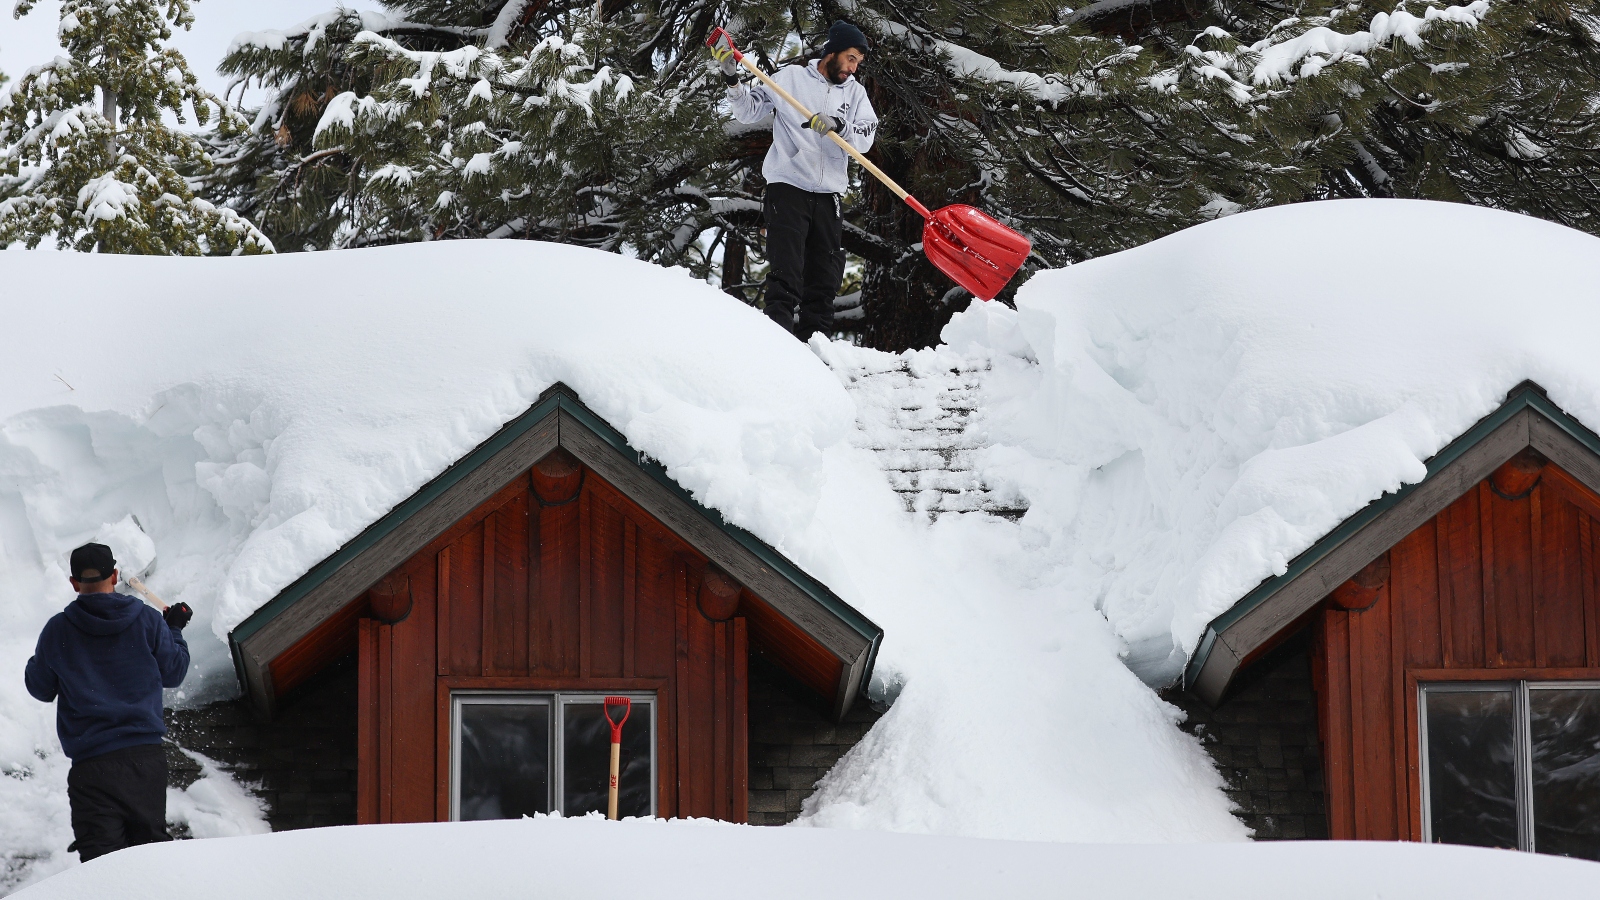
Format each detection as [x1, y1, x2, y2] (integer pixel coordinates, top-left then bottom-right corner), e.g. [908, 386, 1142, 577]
[1530, 688, 1600, 860]
[563, 701, 651, 817]
[459, 701, 550, 821]
[1425, 688, 1519, 849]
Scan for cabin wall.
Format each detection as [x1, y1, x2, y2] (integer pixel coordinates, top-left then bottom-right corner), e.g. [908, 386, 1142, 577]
[164, 649, 879, 832]
[166, 655, 359, 832]
[354, 460, 755, 823]
[747, 655, 885, 825]
[1313, 462, 1600, 840]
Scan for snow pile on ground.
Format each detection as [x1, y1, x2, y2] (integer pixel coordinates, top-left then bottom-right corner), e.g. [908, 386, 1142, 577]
[15, 816, 1600, 900]
[0, 238, 1240, 891]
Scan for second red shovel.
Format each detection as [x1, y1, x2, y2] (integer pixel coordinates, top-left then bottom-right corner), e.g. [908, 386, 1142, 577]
[603, 696, 632, 820]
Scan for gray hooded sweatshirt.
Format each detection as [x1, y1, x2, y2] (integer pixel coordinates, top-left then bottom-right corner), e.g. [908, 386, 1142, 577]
[727, 60, 878, 196]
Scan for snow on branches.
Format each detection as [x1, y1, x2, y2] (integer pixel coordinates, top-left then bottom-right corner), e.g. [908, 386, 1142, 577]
[0, 0, 272, 253]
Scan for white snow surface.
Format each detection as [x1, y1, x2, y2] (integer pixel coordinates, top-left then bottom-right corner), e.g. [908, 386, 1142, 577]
[5, 198, 1599, 889]
[13, 816, 1600, 900]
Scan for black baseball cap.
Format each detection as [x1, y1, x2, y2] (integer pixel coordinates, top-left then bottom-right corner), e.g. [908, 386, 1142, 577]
[70, 543, 117, 583]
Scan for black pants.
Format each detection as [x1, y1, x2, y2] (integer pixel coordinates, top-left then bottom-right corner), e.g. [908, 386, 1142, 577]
[763, 182, 845, 342]
[67, 743, 172, 862]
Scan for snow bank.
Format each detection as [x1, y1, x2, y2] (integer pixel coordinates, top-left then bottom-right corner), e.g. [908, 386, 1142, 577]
[0, 237, 1240, 891]
[930, 199, 1600, 683]
[13, 816, 1600, 900]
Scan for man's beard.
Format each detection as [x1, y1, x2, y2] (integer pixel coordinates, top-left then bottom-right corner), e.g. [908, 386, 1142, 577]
[821, 56, 849, 85]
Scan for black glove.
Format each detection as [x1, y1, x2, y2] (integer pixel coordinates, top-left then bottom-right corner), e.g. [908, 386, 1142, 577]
[163, 602, 193, 630]
[807, 113, 844, 136]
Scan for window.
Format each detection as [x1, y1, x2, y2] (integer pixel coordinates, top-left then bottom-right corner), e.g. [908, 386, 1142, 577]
[1421, 681, 1600, 858]
[450, 692, 655, 821]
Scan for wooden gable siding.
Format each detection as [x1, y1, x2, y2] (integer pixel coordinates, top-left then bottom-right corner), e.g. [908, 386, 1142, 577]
[1312, 458, 1600, 840]
[351, 453, 762, 825]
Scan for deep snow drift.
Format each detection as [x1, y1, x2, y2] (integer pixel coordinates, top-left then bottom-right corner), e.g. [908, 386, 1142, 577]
[926, 198, 1600, 683]
[0, 237, 1239, 891]
[14, 816, 1600, 900]
[6, 199, 1600, 892]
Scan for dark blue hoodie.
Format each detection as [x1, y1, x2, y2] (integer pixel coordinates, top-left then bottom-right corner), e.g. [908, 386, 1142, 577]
[25, 592, 189, 762]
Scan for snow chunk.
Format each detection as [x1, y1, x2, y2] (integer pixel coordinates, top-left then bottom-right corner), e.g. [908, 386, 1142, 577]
[165, 749, 271, 840]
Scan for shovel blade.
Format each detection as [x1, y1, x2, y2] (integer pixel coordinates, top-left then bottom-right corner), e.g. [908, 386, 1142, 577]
[921, 205, 1031, 301]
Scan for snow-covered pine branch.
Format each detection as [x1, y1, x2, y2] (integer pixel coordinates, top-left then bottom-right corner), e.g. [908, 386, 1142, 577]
[0, 0, 271, 253]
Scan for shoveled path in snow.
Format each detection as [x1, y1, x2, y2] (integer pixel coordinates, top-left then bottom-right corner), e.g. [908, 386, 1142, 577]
[818, 341, 1025, 522]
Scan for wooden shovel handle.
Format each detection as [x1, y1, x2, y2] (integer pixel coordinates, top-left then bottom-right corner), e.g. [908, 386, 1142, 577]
[607, 741, 621, 820]
[734, 54, 930, 218]
[126, 574, 168, 611]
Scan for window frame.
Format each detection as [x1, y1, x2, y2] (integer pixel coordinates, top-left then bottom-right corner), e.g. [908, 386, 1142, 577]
[1418, 679, 1600, 852]
[448, 690, 658, 822]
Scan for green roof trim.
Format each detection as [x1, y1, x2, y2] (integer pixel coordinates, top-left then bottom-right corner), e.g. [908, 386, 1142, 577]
[228, 384, 881, 689]
[1184, 383, 1600, 690]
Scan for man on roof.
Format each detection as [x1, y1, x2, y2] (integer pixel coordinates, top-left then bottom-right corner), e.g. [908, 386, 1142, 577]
[713, 20, 879, 342]
[25, 542, 193, 862]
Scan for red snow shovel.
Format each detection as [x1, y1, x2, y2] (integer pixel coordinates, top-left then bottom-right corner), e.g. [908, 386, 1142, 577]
[603, 696, 631, 820]
[707, 28, 1032, 301]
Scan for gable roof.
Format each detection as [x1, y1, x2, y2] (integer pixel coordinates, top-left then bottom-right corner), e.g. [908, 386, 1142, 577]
[1184, 382, 1600, 705]
[229, 383, 882, 720]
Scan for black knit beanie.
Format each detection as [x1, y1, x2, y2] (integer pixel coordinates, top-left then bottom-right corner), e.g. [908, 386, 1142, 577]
[822, 20, 869, 56]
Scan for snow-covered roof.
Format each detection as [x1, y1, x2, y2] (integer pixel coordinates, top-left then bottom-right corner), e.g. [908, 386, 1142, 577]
[228, 381, 882, 719]
[1184, 381, 1600, 701]
[929, 197, 1600, 687]
[10, 197, 1600, 887]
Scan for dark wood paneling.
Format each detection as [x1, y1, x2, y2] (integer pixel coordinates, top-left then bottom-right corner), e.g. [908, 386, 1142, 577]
[534, 488, 581, 677]
[447, 524, 484, 676]
[388, 552, 437, 822]
[1436, 490, 1483, 668]
[357, 618, 379, 825]
[1316, 461, 1600, 842]
[1538, 485, 1587, 667]
[268, 595, 364, 699]
[1487, 483, 1536, 666]
[1394, 523, 1439, 670]
[743, 591, 842, 702]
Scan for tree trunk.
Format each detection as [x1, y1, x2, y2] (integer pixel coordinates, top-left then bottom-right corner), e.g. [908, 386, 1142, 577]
[854, 73, 982, 351]
[102, 88, 117, 166]
[722, 233, 747, 302]
[858, 180, 958, 350]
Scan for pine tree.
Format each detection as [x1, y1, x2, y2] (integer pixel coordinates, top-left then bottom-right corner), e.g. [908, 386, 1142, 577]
[829, 0, 1600, 347]
[204, 2, 747, 274]
[205, 0, 1600, 347]
[0, 0, 273, 253]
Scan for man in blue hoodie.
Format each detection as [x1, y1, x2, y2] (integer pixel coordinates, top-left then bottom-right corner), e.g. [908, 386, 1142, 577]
[25, 542, 192, 862]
